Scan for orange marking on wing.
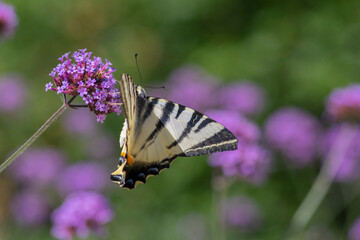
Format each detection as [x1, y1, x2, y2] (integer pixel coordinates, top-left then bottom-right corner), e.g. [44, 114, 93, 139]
[121, 152, 134, 165]
[127, 155, 134, 165]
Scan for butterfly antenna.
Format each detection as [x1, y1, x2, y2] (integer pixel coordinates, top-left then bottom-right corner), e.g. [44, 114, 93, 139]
[144, 85, 168, 91]
[135, 53, 143, 85]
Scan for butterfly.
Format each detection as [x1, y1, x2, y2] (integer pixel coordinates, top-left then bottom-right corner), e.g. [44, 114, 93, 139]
[111, 73, 238, 189]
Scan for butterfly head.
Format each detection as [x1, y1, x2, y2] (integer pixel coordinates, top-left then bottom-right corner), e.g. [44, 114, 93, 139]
[110, 155, 127, 186]
[135, 85, 147, 98]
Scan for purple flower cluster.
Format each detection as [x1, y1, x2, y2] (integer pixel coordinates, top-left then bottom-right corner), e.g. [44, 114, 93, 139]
[10, 147, 66, 187]
[57, 162, 108, 196]
[0, 2, 18, 39]
[207, 110, 270, 184]
[10, 190, 50, 227]
[51, 191, 113, 240]
[320, 124, 360, 182]
[46, 49, 121, 122]
[219, 196, 262, 232]
[264, 107, 322, 167]
[326, 84, 360, 122]
[219, 81, 265, 116]
[163, 65, 219, 111]
[8, 145, 113, 234]
[0, 75, 27, 113]
[150, 65, 266, 116]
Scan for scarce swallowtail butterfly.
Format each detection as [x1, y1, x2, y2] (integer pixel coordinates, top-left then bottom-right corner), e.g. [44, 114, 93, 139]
[111, 73, 238, 189]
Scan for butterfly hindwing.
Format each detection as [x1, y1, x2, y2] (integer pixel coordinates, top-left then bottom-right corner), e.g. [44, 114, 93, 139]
[111, 73, 238, 189]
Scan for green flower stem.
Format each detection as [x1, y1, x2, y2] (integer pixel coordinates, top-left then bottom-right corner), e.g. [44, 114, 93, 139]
[0, 103, 69, 174]
[289, 124, 356, 235]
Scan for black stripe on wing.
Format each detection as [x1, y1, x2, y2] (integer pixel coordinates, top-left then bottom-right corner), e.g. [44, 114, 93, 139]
[184, 128, 238, 157]
[141, 98, 158, 124]
[175, 105, 186, 119]
[139, 101, 176, 151]
[166, 111, 203, 149]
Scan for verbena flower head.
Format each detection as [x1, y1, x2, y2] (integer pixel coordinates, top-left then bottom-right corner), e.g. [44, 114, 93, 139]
[264, 107, 322, 167]
[210, 142, 271, 184]
[56, 162, 108, 196]
[165, 65, 219, 111]
[0, 2, 18, 39]
[10, 147, 66, 187]
[207, 110, 271, 184]
[326, 84, 360, 122]
[219, 196, 262, 233]
[46, 49, 121, 123]
[10, 190, 50, 227]
[320, 124, 360, 182]
[219, 81, 265, 116]
[51, 191, 113, 240]
[349, 217, 360, 240]
[0, 75, 27, 113]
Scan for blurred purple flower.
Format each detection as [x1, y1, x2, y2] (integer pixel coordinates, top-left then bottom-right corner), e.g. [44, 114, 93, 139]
[85, 133, 116, 159]
[10, 147, 66, 187]
[326, 84, 360, 122]
[0, 75, 27, 113]
[51, 191, 113, 240]
[10, 190, 50, 227]
[63, 109, 97, 134]
[206, 110, 260, 142]
[46, 49, 121, 123]
[264, 107, 322, 167]
[320, 124, 360, 182]
[209, 142, 271, 184]
[349, 217, 360, 240]
[57, 162, 108, 196]
[0, 2, 18, 39]
[219, 81, 265, 116]
[165, 65, 219, 111]
[207, 110, 270, 184]
[220, 196, 262, 232]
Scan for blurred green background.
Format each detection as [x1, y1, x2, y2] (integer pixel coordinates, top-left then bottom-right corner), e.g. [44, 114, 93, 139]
[1, 0, 360, 239]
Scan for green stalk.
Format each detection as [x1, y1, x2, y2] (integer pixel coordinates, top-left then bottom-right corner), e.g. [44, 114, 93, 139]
[288, 124, 356, 235]
[0, 103, 69, 173]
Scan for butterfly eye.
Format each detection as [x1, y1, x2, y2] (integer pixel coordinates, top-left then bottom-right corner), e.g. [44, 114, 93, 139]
[118, 155, 126, 166]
